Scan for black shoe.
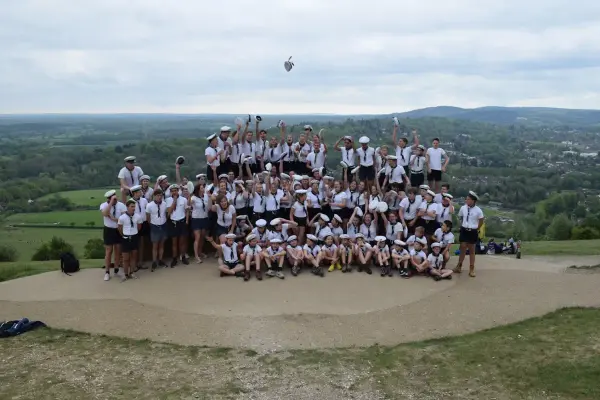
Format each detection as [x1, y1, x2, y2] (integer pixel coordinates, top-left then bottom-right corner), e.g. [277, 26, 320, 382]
[291, 266, 298, 276]
[158, 260, 167, 268]
[138, 264, 148, 270]
[342, 265, 348, 273]
[380, 267, 387, 277]
[358, 265, 363, 273]
[388, 267, 394, 277]
[318, 267, 325, 277]
[170, 258, 177, 268]
[445, 275, 453, 280]
[114, 267, 120, 275]
[220, 271, 226, 277]
[235, 271, 244, 278]
[181, 256, 189, 265]
[244, 271, 251, 281]
[365, 267, 372, 275]
[151, 262, 157, 272]
[433, 275, 442, 281]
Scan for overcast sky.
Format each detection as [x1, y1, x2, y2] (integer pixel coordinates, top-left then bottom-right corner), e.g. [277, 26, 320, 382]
[1, 0, 600, 114]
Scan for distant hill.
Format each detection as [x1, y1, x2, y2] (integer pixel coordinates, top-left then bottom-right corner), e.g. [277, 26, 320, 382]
[394, 106, 600, 127]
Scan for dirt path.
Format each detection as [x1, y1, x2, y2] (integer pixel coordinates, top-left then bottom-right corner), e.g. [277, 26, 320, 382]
[1, 255, 599, 351]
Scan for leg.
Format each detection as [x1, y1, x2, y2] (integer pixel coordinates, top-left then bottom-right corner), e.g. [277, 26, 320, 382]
[254, 253, 263, 280]
[276, 255, 285, 279]
[218, 264, 235, 275]
[122, 252, 130, 279]
[158, 240, 165, 265]
[104, 245, 113, 276]
[454, 242, 467, 273]
[170, 236, 179, 267]
[179, 234, 188, 264]
[198, 229, 207, 258]
[468, 244, 476, 277]
[193, 230, 202, 262]
[298, 226, 306, 245]
[130, 250, 138, 276]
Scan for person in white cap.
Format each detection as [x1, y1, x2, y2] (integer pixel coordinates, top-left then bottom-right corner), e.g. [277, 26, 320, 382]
[426, 137, 450, 193]
[399, 187, 421, 236]
[329, 213, 345, 244]
[241, 234, 263, 281]
[428, 242, 453, 281]
[334, 136, 355, 182]
[145, 188, 169, 271]
[319, 234, 340, 272]
[210, 193, 237, 244]
[292, 133, 312, 174]
[205, 134, 222, 183]
[338, 234, 353, 272]
[130, 185, 148, 271]
[454, 191, 484, 277]
[268, 218, 297, 243]
[117, 199, 144, 281]
[250, 218, 270, 248]
[409, 145, 426, 187]
[382, 155, 410, 192]
[409, 237, 428, 276]
[373, 236, 392, 277]
[303, 234, 325, 277]
[206, 234, 244, 277]
[216, 126, 233, 176]
[437, 192, 455, 225]
[140, 175, 154, 201]
[356, 136, 376, 188]
[155, 175, 172, 198]
[309, 213, 333, 242]
[100, 189, 126, 281]
[353, 235, 373, 275]
[434, 183, 451, 204]
[392, 126, 419, 177]
[190, 183, 210, 263]
[118, 156, 144, 202]
[391, 239, 410, 277]
[285, 235, 304, 276]
[290, 189, 309, 244]
[418, 189, 440, 237]
[263, 238, 286, 279]
[166, 184, 189, 267]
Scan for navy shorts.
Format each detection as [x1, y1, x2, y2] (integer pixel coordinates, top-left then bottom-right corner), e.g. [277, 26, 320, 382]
[103, 227, 121, 246]
[169, 219, 187, 237]
[121, 234, 139, 253]
[215, 224, 230, 237]
[427, 169, 442, 182]
[150, 223, 168, 243]
[359, 165, 375, 181]
[191, 217, 209, 231]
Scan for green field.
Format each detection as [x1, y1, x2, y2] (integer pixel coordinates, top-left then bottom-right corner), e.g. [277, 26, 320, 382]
[37, 188, 115, 207]
[523, 239, 600, 256]
[0, 308, 599, 399]
[0, 227, 101, 261]
[6, 210, 100, 226]
[0, 259, 99, 282]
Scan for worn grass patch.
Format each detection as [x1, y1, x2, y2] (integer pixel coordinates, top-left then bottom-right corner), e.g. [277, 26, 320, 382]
[1, 308, 598, 399]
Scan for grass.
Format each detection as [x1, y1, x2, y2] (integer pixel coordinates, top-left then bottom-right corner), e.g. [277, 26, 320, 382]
[0, 307, 598, 399]
[0, 227, 100, 261]
[36, 188, 115, 207]
[523, 239, 600, 256]
[6, 209, 99, 226]
[0, 259, 100, 282]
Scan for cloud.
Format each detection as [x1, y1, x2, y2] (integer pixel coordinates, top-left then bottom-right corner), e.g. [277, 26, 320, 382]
[1, 0, 599, 113]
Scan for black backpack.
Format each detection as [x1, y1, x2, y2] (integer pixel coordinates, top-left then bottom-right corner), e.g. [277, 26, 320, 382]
[60, 252, 80, 275]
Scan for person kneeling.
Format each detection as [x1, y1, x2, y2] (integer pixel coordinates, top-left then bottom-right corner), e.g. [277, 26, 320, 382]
[207, 234, 244, 277]
[427, 242, 453, 281]
[241, 234, 263, 281]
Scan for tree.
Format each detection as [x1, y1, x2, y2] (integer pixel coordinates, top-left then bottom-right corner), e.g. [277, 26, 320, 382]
[545, 214, 573, 241]
[570, 226, 600, 240]
[0, 245, 18, 262]
[84, 238, 105, 259]
[31, 237, 75, 261]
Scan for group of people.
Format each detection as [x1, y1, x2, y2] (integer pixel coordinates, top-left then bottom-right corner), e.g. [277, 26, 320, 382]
[101, 117, 484, 282]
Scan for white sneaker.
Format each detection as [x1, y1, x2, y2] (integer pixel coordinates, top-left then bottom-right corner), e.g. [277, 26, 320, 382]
[104, 272, 110, 281]
[129, 272, 138, 279]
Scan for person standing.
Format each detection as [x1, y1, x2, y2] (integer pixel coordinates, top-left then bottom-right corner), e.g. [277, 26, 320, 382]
[356, 136, 376, 189]
[100, 190, 126, 281]
[426, 138, 450, 193]
[205, 134, 222, 183]
[454, 191, 485, 277]
[334, 136, 355, 182]
[166, 184, 189, 267]
[392, 125, 419, 176]
[118, 156, 144, 202]
[145, 189, 168, 271]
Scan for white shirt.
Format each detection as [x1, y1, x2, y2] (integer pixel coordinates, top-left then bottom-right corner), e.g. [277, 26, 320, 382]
[292, 201, 308, 218]
[117, 166, 144, 188]
[410, 248, 427, 261]
[265, 144, 283, 163]
[118, 213, 142, 236]
[427, 253, 444, 269]
[190, 194, 209, 219]
[359, 222, 377, 240]
[250, 228, 270, 246]
[216, 204, 236, 227]
[220, 242, 239, 263]
[242, 141, 257, 163]
[231, 191, 247, 210]
[330, 224, 344, 237]
[166, 196, 188, 221]
[375, 244, 390, 255]
[306, 151, 326, 169]
[315, 224, 333, 241]
[392, 248, 409, 258]
[256, 139, 267, 161]
[266, 246, 284, 257]
[426, 147, 447, 170]
[399, 197, 419, 220]
[330, 191, 347, 210]
[385, 164, 406, 184]
[409, 155, 425, 173]
[141, 186, 154, 201]
[437, 204, 453, 223]
[321, 243, 338, 254]
[268, 224, 290, 242]
[356, 242, 372, 254]
[347, 223, 360, 239]
[307, 191, 322, 209]
[265, 190, 284, 211]
[396, 146, 412, 167]
[217, 135, 232, 159]
[293, 142, 312, 162]
[434, 228, 455, 248]
[341, 147, 355, 167]
[303, 244, 320, 257]
[281, 142, 295, 161]
[356, 146, 375, 166]
[230, 139, 243, 163]
[100, 201, 127, 228]
[132, 197, 148, 221]
[145, 201, 168, 225]
[406, 235, 427, 252]
[458, 205, 484, 229]
[345, 190, 359, 208]
[243, 244, 262, 256]
[419, 201, 440, 221]
[205, 146, 220, 168]
[386, 221, 403, 241]
[252, 191, 267, 213]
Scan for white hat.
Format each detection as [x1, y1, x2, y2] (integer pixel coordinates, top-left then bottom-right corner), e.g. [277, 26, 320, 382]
[387, 155, 397, 160]
[416, 237, 427, 245]
[294, 175, 302, 181]
[168, 184, 179, 191]
[333, 214, 342, 223]
[468, 191, 480, 200]
[442, 193, 454, 199]
[340, 161, 348, 168]
[431, 242, 442, 248]
[295, 189, 307, 194]
[311, 168, 319, 173]
[394, 239, 406, 246]
[319, 214, 330, 222]
[104, 190, 116, 198]
[306, 234, 318, 242]
[310, 179, 319, 185]
[426, 189, 436, 197]
[130, 185, 142, 192]
[246, 234, 257, 242]
[324, 175, 334, 181]
[388, 190, 398, 196]
[377, 202, 388, 213]
[175, 156, 185, 165]
[355, 233, 365, 239]
[265, 163, 272, 172]
[140, 175, 150, 181]
[225, 233, 236, 239]
[236, 215, 247, 220]
[351, 166, 360, 174]
[304, 124, 313, 130]
[375, 236, 386, 242]
[343, 136, 353, 142]
[126, 198, 137, 206]
[355, 206, 364, 217]
[301, 175, 310, 180]
[195, 174, 204, 179]
[256, 219, 267, 227]
[368, 201, 379, 212]
[207, 133, 217, 141]
[270, 238, 282, 244]
[419, 184, 430, 190]
[340, 234, 350, 239]
[220, 126, 231, 132]
[218, 174, 228, 180]
[280, 173, 291, 180]
[270, 218, 282, 226]
[359, 136, 370, 144]
[245, 180, 254, 186]
[124, 156, 136, 162]
[287, 235, 298, 242]
[234, 180, 244, 185]
[417, 145, 425, 150]
[157, 175, 168, 183]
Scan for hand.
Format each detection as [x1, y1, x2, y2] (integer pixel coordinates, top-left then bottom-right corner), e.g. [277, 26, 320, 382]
[427, 168, 432, 174]
[442, 166, 447, 173]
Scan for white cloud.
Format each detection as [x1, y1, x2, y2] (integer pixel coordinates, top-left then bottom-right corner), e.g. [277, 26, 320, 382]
[1, 0, 599, 113]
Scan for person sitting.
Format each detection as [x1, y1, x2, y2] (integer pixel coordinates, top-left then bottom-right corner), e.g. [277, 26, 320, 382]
[241, 234, 262, 281]
[207, 234, 244, 277]
[286, 235, 304, 276]
[427, 242, 453, 281]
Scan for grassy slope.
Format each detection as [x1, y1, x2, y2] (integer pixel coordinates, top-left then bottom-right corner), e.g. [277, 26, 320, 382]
[0, 307, 598, 399]
[523, 239, 600, 256]
[6, 209, 99, 225]
[36, 188, 114, 207]
[0, 259, 99, 282]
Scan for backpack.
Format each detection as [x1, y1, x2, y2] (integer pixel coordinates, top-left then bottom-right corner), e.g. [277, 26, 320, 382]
[60, 252, 80, 275]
